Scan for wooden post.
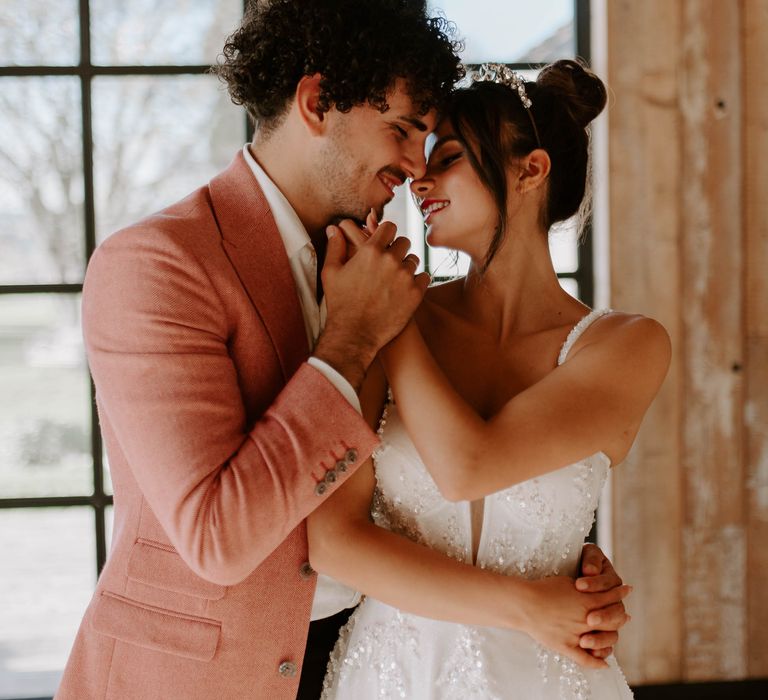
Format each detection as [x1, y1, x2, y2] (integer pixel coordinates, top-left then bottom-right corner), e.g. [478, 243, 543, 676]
[744, 0, 768, 678]
[678, 0, 745, 681]
[601, 0, 684, 684]
[600, 0, 766, 685]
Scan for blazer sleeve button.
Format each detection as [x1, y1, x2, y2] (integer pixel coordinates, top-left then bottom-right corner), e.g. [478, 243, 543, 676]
[335, 459, 348, 473]
[314, 482, 328, 496]
[344, 448, 358, 464]
[278, 660, 297, 678]
[324, 469, 338, 484]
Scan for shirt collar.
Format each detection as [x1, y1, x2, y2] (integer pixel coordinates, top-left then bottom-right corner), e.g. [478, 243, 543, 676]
[242, 144, 312, 260]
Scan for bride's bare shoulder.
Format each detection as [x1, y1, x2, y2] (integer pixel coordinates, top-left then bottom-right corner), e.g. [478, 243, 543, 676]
[573, 311, 671, 374]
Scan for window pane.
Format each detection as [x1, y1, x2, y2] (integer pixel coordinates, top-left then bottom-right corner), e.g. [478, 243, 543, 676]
[385, 186, 427, 274]
[429, 0, 574, 63]
[428, 247, 470, 279]
[0, 0, 79, 67]
[90, 0, 242, 66]
[559, 276, 580, 299]
[0, 295, 92, 498]
[0, 507, 95, 700]
[105, 505, 114, 553]
[550, 217, 580, 274]
[0, 77, 85, 284]
[103, 445, 112, 496]
[92, 74, 245, 242]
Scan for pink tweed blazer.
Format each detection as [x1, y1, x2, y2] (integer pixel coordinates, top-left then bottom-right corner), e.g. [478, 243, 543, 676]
[56, 152, 378, 699]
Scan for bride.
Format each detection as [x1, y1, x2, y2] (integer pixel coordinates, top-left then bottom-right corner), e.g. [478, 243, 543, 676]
[309, 60, 670, 698]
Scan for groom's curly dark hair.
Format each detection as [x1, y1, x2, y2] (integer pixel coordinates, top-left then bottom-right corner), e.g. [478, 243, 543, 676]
[213, 0, 464, 133]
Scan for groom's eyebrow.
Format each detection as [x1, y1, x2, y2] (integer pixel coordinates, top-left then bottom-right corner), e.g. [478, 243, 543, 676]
[399, 116, 429, 132]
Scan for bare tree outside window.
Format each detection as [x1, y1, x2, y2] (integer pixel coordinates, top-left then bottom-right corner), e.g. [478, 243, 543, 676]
[0, 2, 244, 697]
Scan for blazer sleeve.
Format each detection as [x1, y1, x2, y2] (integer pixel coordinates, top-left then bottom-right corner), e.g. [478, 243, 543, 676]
[82, 225, 379, 586]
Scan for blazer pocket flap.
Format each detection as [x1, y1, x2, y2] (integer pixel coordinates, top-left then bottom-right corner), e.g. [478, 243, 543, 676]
[128, 539, 226, 600]
[91, 592, 221, 662]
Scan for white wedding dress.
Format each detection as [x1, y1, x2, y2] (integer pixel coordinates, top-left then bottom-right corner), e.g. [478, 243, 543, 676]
[321, 309, 634, 699]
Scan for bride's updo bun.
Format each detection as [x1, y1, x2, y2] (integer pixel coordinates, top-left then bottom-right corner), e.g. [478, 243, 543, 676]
[536, 59, 606, 129]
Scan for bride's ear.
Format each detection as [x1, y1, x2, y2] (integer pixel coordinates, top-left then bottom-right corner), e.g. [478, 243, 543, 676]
[516, 149, 551, 193]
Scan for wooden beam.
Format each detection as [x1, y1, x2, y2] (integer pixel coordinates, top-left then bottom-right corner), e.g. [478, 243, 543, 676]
[743, 0, 768, 678]
[678, 0, 746, 681]
[604, 0, 684, 684]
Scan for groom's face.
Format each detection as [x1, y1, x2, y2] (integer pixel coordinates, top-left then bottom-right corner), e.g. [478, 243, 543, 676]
[317, 80, 438, 224]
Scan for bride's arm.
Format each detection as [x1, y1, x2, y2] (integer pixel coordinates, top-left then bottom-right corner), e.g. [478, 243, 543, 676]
[380, 315, 670, 501]
[306, 362, 630, 670]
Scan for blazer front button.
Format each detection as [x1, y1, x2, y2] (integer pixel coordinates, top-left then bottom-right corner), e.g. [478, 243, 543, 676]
[299, 561, 315, 580]
[344, 448, 358, 465]
[315, 482, 328, 496]
[278, 660, 297, 678]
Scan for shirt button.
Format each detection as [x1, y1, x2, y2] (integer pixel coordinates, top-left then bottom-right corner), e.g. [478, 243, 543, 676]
[278, 660, 297, 678]
[299, 561, 315, 580]
[314, 482, 328, 496]
[325, 469, 338, 484]
[335, 459, 348, 473]
[344, 448, 358, 465]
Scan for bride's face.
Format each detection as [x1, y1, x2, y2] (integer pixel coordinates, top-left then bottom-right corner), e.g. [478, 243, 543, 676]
[410, 119, 498, 261]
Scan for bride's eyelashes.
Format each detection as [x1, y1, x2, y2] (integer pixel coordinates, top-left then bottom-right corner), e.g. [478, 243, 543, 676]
[440, 152, 462, 167]
[427, 150, 463, 171]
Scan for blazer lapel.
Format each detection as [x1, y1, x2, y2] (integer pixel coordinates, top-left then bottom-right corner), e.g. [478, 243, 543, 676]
[209, 152, 308, 381]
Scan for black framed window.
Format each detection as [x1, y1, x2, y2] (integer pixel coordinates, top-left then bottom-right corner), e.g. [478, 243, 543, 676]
[0, 2, 591, 698]
[0, 2, 245, 698]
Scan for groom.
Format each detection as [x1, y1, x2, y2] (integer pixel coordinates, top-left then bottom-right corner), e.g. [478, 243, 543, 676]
[57, 2, 629, 699]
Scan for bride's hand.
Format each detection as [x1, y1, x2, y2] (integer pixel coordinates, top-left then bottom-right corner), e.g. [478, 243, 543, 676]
[327, 209, 378, 258]
[575, 543, 631, 659]
[517, 575, 632, 670]
[330, 213, 421, 272]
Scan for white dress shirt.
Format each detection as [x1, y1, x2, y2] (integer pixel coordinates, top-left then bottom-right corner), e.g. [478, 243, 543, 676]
[242, 145, 363, 620]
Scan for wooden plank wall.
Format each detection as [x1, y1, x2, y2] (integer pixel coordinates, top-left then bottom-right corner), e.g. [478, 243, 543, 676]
[597, 0, 768, 685]
[744, 0, 768, 679]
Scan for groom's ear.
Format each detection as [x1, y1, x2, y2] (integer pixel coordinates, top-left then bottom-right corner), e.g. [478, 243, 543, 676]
[295, 73, 328, 136]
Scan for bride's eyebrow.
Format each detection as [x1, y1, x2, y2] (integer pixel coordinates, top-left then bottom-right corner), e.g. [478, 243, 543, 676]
[427, 134, 462, 160]
[430, 135, 461, 152]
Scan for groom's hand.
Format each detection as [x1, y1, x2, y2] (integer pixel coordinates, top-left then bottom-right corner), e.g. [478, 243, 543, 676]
[576, 543, 632, 658]
[315, 217, 428, 391]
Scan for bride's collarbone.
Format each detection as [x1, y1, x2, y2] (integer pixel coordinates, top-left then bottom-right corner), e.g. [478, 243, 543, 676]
[420, 327, 568, 417]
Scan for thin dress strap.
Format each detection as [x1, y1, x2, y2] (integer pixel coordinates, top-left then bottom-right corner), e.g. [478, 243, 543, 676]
[557, 308, 612, 366]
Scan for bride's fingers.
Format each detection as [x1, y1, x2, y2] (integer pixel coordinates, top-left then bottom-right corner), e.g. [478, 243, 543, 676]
[586, 602, 630, 630]
[563, 645, 609, 670]
[579, 630, 618, 650]
[335, 219, 369, 248]
[589, 647, 613, 660]
[575, 572, 624, 593]
[366, 208, 379, 234]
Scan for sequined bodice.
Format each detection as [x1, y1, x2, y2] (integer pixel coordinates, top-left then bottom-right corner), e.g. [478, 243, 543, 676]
[322, 310, 635, 700]
[372, 406, 608, 580]
[372, 309, 612, 581]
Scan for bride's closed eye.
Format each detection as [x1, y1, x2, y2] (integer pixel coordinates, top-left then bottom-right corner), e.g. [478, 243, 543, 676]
[440, 152, 462, 167]
[427, 150, 463, 171]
